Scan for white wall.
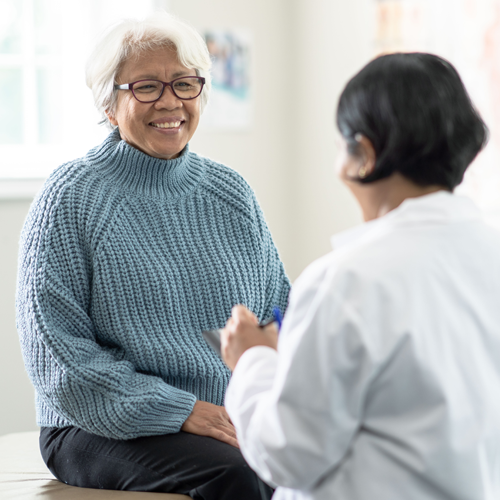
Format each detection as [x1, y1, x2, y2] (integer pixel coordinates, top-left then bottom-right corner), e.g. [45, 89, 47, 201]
[0, 200, 38, 434]
[0, 0, 367, 436]
[286, 0, 369, 273]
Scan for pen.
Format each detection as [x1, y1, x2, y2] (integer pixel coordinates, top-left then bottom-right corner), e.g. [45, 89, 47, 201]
[272, 306, 283, 331]
[259, 306, 283, 331]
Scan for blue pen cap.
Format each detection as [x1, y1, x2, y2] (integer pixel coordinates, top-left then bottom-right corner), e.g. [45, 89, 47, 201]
[272, 306, 283, 331]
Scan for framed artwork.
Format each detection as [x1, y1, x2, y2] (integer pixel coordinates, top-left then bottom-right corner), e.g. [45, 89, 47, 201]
[202, 29, 252, 130]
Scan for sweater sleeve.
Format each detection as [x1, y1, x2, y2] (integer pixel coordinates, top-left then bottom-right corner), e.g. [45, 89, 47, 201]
[16, 176, 196, 439]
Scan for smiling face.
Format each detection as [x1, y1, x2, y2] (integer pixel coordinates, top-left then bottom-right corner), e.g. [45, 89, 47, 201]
[107, 45, 201, 160]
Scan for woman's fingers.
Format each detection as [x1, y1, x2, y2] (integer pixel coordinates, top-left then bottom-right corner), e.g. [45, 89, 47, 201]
[211, 428, 240, 449]
[181, 400, 240, 448]
[205, 417, 239, 448]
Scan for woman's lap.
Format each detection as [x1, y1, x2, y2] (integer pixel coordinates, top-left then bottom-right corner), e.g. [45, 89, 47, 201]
[40, 427, 272, 500]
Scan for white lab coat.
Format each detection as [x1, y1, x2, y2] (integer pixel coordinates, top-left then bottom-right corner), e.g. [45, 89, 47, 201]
[225, 191, 500, 500]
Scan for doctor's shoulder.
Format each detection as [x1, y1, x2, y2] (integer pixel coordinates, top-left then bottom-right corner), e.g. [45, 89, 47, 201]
[288, 236, 409, 320]
[287, 248, 367, 317]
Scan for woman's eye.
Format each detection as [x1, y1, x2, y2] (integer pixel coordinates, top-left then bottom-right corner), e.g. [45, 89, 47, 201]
[174, 82, 194, 90]
[135, 84, 159, 93]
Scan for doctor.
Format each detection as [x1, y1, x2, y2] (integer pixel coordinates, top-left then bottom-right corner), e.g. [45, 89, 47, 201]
[221, 53, 500, 500]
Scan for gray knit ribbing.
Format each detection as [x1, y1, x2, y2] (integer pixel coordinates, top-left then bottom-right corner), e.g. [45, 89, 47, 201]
[16, 130, 290, 440]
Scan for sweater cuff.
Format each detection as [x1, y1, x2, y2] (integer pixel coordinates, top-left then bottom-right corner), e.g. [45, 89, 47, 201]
[94, 384, 198, 439]
[131, 383, 197, 437]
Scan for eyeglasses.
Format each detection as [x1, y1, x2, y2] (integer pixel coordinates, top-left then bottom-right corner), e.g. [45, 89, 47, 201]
[114, 76, 206, 103]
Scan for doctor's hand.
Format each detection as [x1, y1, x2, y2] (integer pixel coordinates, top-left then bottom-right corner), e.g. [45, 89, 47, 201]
[181, 400, 239, 448]
[221, 305, 278, 371]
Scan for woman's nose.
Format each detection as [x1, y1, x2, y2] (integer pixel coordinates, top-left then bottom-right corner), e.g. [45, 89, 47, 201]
[154, 85, 182, 110]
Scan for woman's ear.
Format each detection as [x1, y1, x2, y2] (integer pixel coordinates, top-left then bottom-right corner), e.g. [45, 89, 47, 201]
[355, 134, 376, 179]
[105, 109, 118, 127]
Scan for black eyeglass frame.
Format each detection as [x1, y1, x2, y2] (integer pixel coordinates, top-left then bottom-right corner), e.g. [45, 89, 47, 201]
[114, 76, 206, 103]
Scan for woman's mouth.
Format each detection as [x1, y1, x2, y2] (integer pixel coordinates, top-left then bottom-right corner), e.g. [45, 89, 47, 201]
[150, 121, 183, 129]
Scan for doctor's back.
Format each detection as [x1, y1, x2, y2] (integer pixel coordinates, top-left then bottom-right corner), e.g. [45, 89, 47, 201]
[312, 190, 500, 499]
[224, 53, 500, 500]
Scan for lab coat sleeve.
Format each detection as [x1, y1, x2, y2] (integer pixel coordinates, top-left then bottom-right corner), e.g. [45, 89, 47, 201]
[225, 262, 375, 491]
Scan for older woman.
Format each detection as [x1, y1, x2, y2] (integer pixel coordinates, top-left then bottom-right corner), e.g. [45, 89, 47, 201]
[222, 53, 500, 500]
[16, 13, 289, 500]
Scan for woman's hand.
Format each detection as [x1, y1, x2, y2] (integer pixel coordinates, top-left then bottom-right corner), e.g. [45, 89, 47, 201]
[181, 400, 239, 448]
[221, 305, 279, 371]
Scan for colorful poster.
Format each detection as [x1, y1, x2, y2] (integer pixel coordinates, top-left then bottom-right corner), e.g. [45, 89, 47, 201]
[202, 29, 252, 130]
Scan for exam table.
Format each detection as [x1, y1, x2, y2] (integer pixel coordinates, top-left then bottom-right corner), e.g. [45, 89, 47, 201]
[0, 432, 190, 499]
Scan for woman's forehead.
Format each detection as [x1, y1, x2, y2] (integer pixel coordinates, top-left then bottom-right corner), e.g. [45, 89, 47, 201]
[118, 46, 194, 81]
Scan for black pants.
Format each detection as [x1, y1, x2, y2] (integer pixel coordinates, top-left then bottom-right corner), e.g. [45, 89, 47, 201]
[40, 427, 273, 500]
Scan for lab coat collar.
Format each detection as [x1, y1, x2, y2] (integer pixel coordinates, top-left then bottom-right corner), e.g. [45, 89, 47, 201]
[331, 191, 482, 250]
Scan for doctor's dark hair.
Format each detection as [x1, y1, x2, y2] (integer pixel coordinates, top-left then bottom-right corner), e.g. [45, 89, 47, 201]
[336, 53, 488, 190]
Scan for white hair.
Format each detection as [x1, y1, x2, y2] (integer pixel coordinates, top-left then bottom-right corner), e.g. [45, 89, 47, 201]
[86, 12, 212, 128]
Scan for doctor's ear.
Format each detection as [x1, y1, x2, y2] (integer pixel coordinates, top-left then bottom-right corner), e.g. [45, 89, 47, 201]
[352, 134, 376, 180]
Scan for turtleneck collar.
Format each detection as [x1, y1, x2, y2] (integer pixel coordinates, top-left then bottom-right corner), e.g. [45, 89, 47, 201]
[85, 129, 205, 199]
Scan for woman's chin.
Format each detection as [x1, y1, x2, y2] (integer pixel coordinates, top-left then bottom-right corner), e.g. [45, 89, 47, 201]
[144, 137, 187, 160]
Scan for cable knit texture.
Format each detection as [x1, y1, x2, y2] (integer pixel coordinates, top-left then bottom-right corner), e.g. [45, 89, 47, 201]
[16, 129, 290, 440]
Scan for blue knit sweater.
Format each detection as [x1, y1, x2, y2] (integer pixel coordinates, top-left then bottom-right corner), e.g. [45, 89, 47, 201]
[16, 129, 290, 440]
